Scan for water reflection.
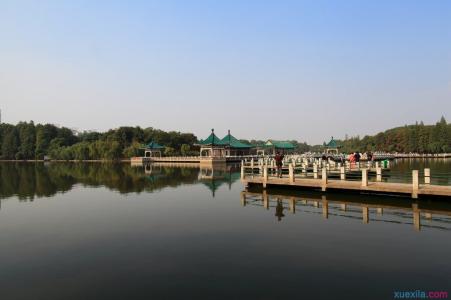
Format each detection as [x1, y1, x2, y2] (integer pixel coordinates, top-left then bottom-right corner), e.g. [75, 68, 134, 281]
[198, 164, 241, 197]
[241, 189, 451, 231]
[0, 162, 242, 201]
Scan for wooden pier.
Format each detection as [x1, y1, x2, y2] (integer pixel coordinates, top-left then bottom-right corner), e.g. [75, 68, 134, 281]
[241, 162, 451, 198]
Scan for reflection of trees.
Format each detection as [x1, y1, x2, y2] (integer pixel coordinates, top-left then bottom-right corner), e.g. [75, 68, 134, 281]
[0, 163, 200, 200]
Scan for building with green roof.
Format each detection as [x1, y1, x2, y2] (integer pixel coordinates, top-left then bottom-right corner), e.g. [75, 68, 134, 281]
[143, 141, 165, 158]
[220, 130, 253, 156]
[196, 129, 228, 159]
[258, 140, 296, 155]
[323, 136, 341, 154]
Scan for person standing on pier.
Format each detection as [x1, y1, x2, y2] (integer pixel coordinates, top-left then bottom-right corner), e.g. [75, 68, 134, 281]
[366, 151, 373, 168]
[354, 151, 361, 163]
[367, 151, 373, 161]
[275, 151, 284, 178]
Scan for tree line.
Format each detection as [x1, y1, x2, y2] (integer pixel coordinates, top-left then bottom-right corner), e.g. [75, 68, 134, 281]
[0, 122, 198, 160]
[336, 117, 451, 154]
[0, 117, 449, 160]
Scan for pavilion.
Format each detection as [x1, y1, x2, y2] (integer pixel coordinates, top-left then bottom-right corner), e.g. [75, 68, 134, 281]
[143, 141, 165, 158]
[197, 129, 227, 159]
[323, 137, 341, 154]
[220, 130, 253, 156]
[257, 140, 296, 155]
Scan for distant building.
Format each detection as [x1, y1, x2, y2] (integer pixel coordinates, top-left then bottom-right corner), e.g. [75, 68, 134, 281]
[197, 129, 254, 157]
[258, 140, 296, 155]
[220, 130, 253, 156]
[197, 129, 227, 158]
[323, 137, 341, 154]
[144, 141, 165, 158]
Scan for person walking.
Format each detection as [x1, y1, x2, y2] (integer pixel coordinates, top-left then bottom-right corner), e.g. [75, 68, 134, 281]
[275, 151, 284, 178]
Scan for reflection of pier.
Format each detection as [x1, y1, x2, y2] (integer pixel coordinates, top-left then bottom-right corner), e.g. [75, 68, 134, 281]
[240, 190, 451, 231]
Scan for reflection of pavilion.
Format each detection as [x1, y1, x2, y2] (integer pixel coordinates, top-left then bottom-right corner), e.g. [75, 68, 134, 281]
[199, 164, 241, 197]
[240, 190, 451, 231]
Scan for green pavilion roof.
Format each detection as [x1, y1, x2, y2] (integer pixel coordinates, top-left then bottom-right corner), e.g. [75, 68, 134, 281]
[220, 132, 253, 149]
[145, 141, 165, 149]
[198, 130, 227, 146]
[264, 140, 295, 149]
[324, 137, 340, 148]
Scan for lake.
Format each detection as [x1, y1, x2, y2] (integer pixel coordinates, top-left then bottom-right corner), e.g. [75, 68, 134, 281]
[0, 161, 450, 300]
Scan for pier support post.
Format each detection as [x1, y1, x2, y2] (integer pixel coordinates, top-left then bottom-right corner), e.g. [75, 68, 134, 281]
[240, 193, 246, 206]
[321, 168, 327, 191]
[313, 164, 318, 179]
[361, 169, 368, 187]
[412, 203, 421, 231]
[263, 165, 268, 188]
[241, 164, 245, 180]
[340, 166, 345, 180]
[263, 190, 269, 210]
[425, 212, 432, 220]
[289, 197, 296, 214]
[289, 164, 295, 183]
[377, 207, 383, 215]
[251, 158, 254, 169]
[412, 170, 419, 198]
[424, 168, 430, 184]
[376, 167, 382, 182]
[362, 206, 369, 224]
[340, 203, 347, 211]
[313, 201, 319, 208]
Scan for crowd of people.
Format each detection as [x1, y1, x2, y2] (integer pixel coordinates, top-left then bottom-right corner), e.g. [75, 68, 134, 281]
[273, 150, 375, 177]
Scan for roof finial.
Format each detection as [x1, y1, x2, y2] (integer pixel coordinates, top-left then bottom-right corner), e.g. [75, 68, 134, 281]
[331, 136, 334, 140]
[228, 129, 230, 135]
[211, 128, 214, 133]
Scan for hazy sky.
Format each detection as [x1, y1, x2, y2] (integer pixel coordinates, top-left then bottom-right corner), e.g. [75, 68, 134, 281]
[1, 0, 450, 144]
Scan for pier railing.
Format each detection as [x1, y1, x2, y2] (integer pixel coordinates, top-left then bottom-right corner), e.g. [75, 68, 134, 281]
[240, 158, 451, 198]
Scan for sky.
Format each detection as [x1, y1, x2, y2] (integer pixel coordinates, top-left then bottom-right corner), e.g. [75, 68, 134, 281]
[0, 0, 450, 144]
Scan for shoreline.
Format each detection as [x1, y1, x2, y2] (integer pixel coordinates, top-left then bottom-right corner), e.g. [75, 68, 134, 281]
[0, 159, 131, 163]
[0, 155, 449, 163]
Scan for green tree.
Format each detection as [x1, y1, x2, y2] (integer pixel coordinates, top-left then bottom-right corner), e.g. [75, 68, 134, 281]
[35, 124, 58, 159]
[16, 121, 36, 159]
[1, 128, 19, 159]
[123, 142, 143, 158]
[164, 147, 176, 156]
[180, 144, 190, 156]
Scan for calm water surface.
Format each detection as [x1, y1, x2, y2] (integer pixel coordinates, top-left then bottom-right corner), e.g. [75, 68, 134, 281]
[0, 161, 450, 300]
